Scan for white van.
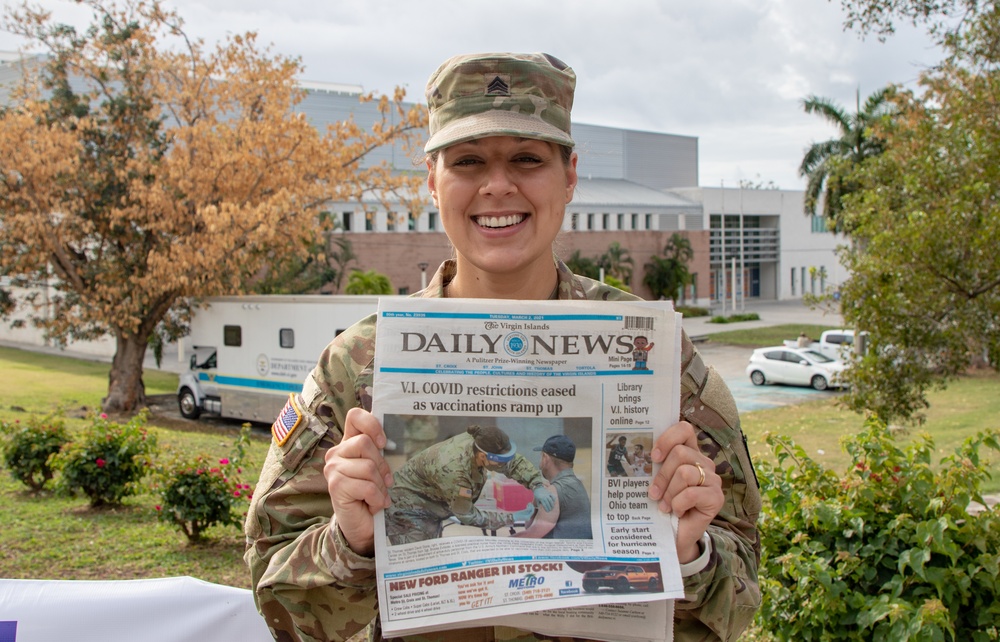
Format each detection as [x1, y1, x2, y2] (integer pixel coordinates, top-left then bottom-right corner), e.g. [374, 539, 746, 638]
[176, 295, 382, 423]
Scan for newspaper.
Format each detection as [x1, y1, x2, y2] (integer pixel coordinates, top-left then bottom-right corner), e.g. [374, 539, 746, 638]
[371, 297, 683, 641]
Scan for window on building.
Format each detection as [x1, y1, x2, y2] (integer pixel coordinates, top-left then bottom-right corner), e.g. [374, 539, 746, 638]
[398, 286, 409, 295]
[365, 213, 373, 232]
[801, 267, 807, 295]
[408, 212, 417, 231]
[617, 213, 624, 230]
[644, 213, 652, 229]
[602, 213, 609, 230]
[386, 213, 396, 232]
[279, 328, 294, 349]
[587, 213, 594, 230]
[342, 212, 352, 232]
[811, 215, 828, 233]
[223, 325, 242, 347]
[791, 268, 796, 296]
[428, 212, 438, 231]
[631, 213, 638, 229]
[571, 213, 579, 230]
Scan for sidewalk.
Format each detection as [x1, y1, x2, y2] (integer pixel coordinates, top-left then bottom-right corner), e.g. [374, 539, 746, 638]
[682, 299, 845, 341]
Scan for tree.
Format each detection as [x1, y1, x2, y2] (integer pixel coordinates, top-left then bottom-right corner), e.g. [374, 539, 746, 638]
[344, 269, 393, 295]
[798, 86, 897, 228]
[563, 250, 600, 280]
[0, 0, 426, 413]
[328, 235, 359, 294]
[834, 0, 986, 41]
[597, 241, 634, 285]
[836, 5, 1000, 423]
[642, 234, 694, 301]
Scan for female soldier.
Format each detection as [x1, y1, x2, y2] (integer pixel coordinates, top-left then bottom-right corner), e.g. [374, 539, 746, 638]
[245, 52, 761, 642]
[385, 424, 553, 545]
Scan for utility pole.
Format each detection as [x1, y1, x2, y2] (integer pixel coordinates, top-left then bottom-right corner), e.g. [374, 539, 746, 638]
[720, 180, 727, 318]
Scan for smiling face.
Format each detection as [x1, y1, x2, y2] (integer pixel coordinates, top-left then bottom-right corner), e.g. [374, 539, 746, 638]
[427, 136, 578, 299]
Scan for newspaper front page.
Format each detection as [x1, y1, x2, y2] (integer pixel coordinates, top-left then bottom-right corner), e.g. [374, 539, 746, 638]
[371, 297, 682, 641]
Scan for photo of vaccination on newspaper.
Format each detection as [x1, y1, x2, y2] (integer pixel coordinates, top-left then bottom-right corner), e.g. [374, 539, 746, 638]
[370, 297, 684, 639]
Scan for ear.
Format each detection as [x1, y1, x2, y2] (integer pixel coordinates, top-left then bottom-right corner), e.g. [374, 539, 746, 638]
[426, 158, 439, 207]
[565, 152, 579, 204]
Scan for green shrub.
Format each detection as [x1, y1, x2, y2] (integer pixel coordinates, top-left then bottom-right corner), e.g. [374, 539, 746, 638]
[1, 414, 69, 491]
[676, 305, 710, 318]
[54, 410, 158, 507]
[709, 312, 761, 324]
[153, 425, 252, 543]
[756, 417, 1000, 640]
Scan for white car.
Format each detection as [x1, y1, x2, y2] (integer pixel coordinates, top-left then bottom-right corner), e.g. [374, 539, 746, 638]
[746, 346, 847, 391]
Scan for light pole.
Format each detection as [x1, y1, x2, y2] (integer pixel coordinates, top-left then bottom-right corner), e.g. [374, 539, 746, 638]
[419, 262, 429, 290]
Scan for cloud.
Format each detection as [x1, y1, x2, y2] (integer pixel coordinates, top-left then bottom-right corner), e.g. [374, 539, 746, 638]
[0, 0, 942, 189]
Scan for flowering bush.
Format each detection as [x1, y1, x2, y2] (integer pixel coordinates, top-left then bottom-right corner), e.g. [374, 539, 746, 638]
[1, 414, 70, 491]
[54, 410, 158, 507]
[153, 425, 252, 543]
[756, 417, 1000, 640]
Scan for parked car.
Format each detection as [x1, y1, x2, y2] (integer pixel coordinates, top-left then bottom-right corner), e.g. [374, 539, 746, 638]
[581, 564, 662, 593]
[746, 346, 847, 390]
[783, 329, 869, 361]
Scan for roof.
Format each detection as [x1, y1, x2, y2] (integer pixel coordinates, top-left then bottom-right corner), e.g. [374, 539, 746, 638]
[572, 178, 700, 210]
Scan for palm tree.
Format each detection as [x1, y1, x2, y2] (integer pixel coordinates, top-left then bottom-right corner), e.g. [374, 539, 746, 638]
[799, 86, 897, 227]
[598, 241, 634, 285]
[344, 269, 393, 295]
[643, 234, 694, 301]
[564, 249, 600, 280]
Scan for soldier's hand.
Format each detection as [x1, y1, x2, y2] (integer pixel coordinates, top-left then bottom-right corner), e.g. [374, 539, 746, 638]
[533, 486, 556, 512]
[323, 407, 393, 557]
[648, 421, 723, 564]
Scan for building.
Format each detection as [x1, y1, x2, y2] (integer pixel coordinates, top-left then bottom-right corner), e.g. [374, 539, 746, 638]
[296, 80, 845, 304]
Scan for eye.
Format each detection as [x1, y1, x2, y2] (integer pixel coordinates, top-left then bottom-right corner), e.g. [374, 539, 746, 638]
[513, 154, 543, 165]
[451, 156, 482, 167]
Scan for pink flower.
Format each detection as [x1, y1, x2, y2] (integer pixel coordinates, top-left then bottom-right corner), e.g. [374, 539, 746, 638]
[233, 490, 242, 497]
[96, 458, 106, 468]
[219, 458, 230, 465]
[155, 505, 162, 511]
[100, 413, 108, 419]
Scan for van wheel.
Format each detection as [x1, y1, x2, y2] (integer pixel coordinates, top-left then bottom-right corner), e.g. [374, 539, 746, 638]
[811, 375, 829, 391]
[178, 388, 201, 419]
[750, 370, 766, 386]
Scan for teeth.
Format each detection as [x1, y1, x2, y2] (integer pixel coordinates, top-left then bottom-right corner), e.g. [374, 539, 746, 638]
[476, 214, 524, 228]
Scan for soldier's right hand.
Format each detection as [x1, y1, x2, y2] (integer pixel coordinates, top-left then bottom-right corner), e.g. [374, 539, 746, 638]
[323, 407, 394, 557]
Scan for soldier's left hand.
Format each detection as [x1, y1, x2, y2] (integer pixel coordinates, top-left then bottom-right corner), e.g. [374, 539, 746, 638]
[323, 407, 393, 557]
[648, 421, 723, 564]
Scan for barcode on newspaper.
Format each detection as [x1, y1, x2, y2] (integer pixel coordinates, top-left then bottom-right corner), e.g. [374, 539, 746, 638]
[624, 316, 654, 331]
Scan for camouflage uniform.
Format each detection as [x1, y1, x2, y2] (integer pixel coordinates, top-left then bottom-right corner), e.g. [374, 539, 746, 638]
[244, 257, 761, 642]
[386, 432, 544, 544]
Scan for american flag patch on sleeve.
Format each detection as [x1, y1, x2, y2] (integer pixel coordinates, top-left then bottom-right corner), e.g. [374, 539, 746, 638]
[272, 394, 302, 447]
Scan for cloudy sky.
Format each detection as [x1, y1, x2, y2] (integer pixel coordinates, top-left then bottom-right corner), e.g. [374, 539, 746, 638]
[1, 0, 942, 190]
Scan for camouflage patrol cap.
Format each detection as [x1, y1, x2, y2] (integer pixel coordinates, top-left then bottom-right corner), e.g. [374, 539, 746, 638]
[424, 52, 576, 153]
[468, 425, 516, 463]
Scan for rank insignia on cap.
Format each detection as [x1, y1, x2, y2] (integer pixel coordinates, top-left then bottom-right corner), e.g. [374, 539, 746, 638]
[485, 74, 510, 96]
[272, 394, 302, 447]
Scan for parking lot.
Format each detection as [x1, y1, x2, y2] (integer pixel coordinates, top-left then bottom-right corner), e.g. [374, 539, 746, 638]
[696, 341, 841, 413]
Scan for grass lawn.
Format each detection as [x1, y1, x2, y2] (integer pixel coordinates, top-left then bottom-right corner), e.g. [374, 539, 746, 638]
[0, 345, 272, 588]
[0, 342, 997, 590]
[739, 369, 1000, 494]
[701, 323, 841, 347]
